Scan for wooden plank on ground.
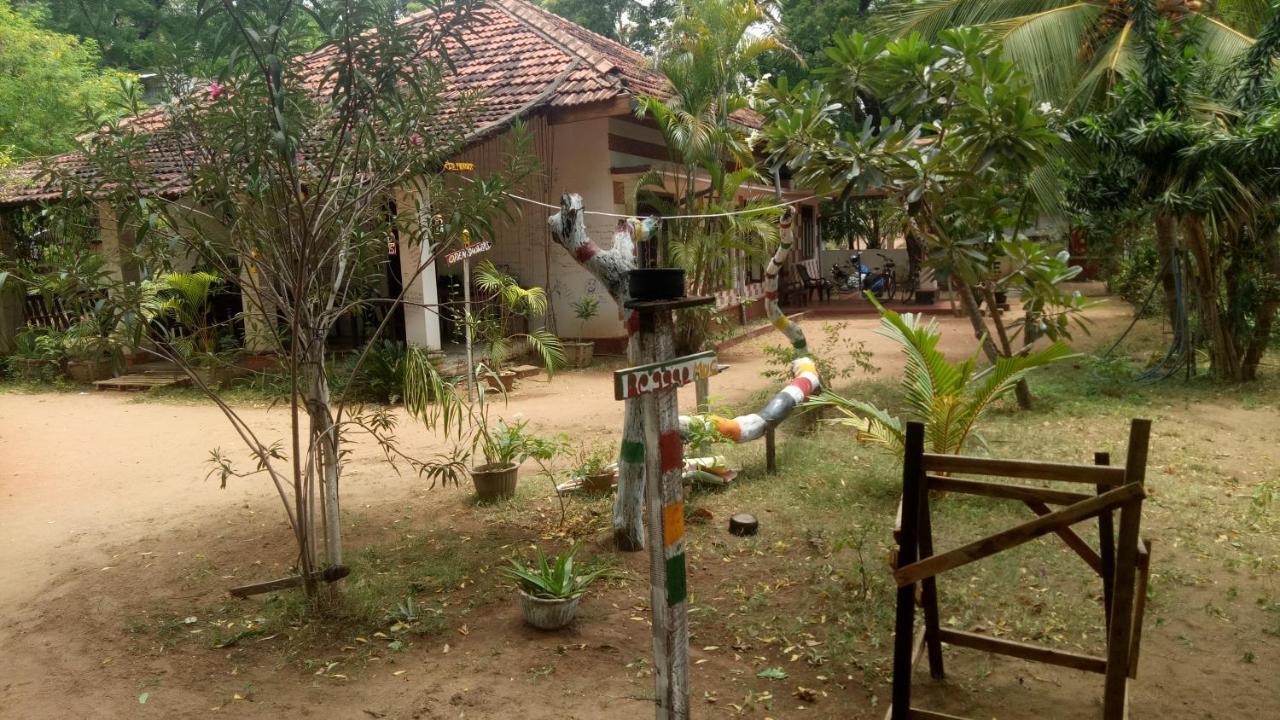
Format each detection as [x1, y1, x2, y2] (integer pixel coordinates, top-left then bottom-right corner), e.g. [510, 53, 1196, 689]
[922, 454, 1126, 486]
[927, 475, 1092, 506]
[894, 483, 1145, 586]
[937, 629, 1107, 674]
[907, 709, 971, 720]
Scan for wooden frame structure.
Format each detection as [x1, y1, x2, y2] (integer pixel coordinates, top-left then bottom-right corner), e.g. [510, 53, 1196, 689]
[889, 419, 1153, 720]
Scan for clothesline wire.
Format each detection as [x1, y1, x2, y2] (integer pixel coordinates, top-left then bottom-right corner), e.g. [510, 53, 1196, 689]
[452, 174, 816, 219]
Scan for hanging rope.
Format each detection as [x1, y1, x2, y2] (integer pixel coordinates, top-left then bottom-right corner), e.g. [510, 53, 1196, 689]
[453, 173, 818, 220]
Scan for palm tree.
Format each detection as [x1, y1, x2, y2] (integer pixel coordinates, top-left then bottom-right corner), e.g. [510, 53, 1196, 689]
[635, 0, 788, 352]
[882, 0, 1264, 109]
[1071, 0, 1280, 380]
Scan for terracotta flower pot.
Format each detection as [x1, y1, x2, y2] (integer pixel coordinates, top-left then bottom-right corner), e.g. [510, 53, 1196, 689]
[517, 588, 581, 630]
[583, 469, 616, 493]
[470, 462, 518, 501]
[484, 370, 517, 392]
[562, 340, 594, 369]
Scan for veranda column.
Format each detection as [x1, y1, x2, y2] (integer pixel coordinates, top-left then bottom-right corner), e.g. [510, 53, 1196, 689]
[0, 211, 23, 352]
[395, 188, 442, 351]
[240, 260, 279, 354]
[96, 201, 139, 284]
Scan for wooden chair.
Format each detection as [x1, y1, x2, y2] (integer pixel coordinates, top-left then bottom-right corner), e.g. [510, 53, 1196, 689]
[779, 267, 808, 307]
[888, 419, 1153, 720]
[795, 263, 832, 303]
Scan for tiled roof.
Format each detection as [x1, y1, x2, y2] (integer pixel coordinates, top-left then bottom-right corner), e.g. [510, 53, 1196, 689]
[1, 0, 755, 207]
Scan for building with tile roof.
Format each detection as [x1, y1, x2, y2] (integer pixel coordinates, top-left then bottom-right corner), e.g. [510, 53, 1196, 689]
[0, 0, 822, 355]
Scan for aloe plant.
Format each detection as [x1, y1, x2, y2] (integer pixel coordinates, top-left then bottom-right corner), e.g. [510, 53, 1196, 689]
[809, 304, 1074, 455]
[504, 545, 608, 600]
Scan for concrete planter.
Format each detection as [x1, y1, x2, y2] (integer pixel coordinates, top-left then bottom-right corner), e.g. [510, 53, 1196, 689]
[11, 358, 56, 381]
[517, 588, 582, 630]
[66, 357, 114, 383]
[471, 462, 518, 502]
[562, 341, 594, 369]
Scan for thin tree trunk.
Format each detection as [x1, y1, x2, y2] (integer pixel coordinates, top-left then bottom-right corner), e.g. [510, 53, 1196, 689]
[981, 283, 1032, 409]
[1183, 216, 1241, 380]
[1153, 212, 1181, 340]
[306, 349, 343, 569]
[1240, 236, 1280, 381]
[955, 280, 1000, 363]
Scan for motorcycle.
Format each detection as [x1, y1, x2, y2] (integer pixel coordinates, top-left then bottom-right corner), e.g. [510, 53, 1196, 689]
[831, 253, 891, 297]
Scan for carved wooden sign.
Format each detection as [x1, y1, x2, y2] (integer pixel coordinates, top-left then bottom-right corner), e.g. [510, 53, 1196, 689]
[444, 239, 492, 265]
[613, 351, 717, 401]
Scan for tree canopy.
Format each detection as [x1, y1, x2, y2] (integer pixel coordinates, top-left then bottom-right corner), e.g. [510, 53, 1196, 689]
[0, 4, 131, 163]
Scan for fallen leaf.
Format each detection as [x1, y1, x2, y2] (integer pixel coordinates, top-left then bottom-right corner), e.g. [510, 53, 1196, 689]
[138, 693, 149, 705]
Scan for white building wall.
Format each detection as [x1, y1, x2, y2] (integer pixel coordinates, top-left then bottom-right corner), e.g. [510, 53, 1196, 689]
[547, 116, 621, 339]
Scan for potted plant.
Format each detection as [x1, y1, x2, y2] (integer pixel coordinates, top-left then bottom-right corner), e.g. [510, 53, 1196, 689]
[561, 294, 600, 368]
[504, 544, 608, 630]
[472, 261, 565, 389]
[470, 414, 560, 502]
[63, 317, 119, 382]
[8, 327, 64, 381]
[572, 442, 617, 493]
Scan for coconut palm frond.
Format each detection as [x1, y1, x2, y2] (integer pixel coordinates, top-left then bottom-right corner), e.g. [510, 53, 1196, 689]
[1199, 14, 1258, 63]
[886, 0, 1079, 39]
[807, 391, 906, 451]
[993, 2, 1106, 101]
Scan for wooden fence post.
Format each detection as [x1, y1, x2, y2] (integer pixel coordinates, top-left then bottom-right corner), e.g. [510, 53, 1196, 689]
[891, 421, 926, 720]
[1103, 419, 1150, 720]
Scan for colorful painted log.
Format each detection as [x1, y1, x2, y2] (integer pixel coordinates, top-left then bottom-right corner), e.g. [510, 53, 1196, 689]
[678, 209, 821, 442]
[548, 195, 656, 551]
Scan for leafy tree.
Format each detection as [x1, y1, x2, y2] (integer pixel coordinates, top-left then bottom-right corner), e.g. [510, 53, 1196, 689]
[31, 0, 534, 596]
[879, 0, 1263, 109]
[1072, 1, 1280, 381]
[759, 0, 881, 81]
[536, 0, 674, 51]
[755, 28, 1091, 407]
[0, 4, 130, 161]
[11, 0, 195, 71]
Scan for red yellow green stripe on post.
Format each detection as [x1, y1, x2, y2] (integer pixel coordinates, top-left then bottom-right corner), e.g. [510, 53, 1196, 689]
[659, 430, 688, 607]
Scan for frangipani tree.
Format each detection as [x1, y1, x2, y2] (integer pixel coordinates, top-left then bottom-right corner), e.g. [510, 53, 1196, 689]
[755, 27, 1090, 407]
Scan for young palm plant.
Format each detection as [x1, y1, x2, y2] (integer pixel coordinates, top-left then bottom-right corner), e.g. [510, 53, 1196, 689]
[808, 301, 1074, 455]
[471, 260, 564, 374]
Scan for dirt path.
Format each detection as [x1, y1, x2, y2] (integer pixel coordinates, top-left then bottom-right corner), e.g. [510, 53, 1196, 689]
[0, 301, 1151, 718]
[2, 304, 1048, 611]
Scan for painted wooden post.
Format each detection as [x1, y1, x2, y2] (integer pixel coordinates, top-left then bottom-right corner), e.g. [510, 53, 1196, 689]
[615, 299, 716, 720]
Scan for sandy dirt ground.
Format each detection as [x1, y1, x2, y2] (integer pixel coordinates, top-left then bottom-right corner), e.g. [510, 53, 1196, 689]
[7, 299, 1273, 719]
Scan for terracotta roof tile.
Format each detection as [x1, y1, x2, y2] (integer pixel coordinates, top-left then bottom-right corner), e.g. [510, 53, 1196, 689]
[0, 0, 759, 206]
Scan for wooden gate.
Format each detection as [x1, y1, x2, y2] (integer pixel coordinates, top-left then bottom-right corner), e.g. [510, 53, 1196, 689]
[889, 419, 1153, 720]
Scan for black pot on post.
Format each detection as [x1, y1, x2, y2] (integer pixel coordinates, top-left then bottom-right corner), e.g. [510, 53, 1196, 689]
[628, 268, 686, 302]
